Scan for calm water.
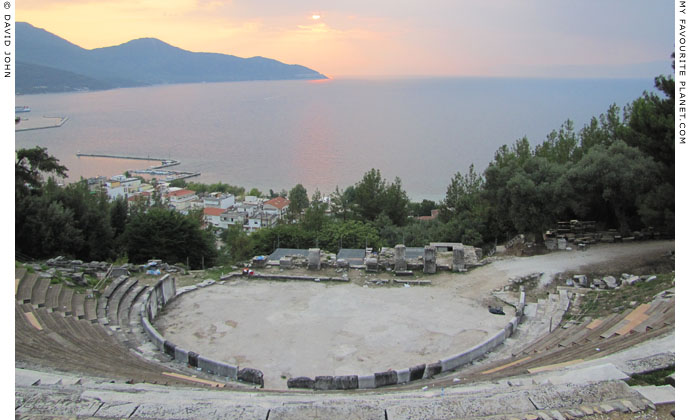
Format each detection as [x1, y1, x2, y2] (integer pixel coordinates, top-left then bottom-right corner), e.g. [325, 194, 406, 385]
[15, 77, 656, 201]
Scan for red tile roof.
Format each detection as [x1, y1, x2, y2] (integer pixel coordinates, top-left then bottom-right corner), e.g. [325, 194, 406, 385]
[203, 207, 225, 217]
[264, 196, 290, 209]
[166, 189, 195, 198]
[416, 209, 440, 221]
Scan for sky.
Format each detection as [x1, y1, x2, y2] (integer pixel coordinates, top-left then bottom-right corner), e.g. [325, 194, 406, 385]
[18, 1, 674, 78]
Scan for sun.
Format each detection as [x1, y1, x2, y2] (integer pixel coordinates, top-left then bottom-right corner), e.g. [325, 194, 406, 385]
[311, 13, 321, 20]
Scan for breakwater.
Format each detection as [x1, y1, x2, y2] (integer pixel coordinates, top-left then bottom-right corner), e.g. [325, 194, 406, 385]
[76, 153, 200, 180]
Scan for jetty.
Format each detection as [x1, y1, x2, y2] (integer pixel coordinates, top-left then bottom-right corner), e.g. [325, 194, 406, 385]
[76, 153, 200, 181]
[15, 116, 69, 132]
[76, 153, 180, 168]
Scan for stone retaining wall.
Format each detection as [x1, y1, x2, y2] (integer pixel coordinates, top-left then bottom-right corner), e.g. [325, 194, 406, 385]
[140, 275, 264, 387]
[288, 293, 527, 390]
[220, 273, 349, 282]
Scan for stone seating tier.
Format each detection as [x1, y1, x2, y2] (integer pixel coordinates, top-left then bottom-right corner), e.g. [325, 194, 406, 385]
[44, 283, 62, 312]
[16, 271, 38, 304]
[31, 278, 51, 308]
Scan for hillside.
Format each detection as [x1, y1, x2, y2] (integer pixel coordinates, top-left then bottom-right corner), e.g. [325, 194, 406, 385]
[16, 22, 326, 93]
[16, 61, 117, 94]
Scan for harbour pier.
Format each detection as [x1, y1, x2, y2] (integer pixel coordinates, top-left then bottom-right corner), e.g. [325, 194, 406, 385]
[75, 153, 200, 181]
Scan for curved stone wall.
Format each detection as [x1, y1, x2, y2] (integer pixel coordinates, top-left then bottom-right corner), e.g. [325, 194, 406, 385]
[287, 291, 527, 390]
[143, 275, 526, 390]
[140, 275, 264, 387]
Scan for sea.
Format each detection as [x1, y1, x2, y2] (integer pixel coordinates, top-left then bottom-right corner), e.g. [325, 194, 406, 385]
[15, 77, 658, 202]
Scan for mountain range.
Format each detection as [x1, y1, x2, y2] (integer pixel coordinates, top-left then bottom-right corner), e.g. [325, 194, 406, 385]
[16, 22, 327, 94]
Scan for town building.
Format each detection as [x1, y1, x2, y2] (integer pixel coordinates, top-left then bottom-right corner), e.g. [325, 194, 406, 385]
[203, 207, 225, 228]
[203, 192, 235, 209]
[165, 188, 198, 212]
[263, 196, 290, 219]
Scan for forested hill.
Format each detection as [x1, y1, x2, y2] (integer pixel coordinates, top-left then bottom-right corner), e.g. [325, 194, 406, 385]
[16, 22, 327, 94]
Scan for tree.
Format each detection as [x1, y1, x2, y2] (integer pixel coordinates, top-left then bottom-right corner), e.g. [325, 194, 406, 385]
[248, 188, 262, 197]
[409, 199, 437, 217]
[441, 164, 484, 221]
[317, 220, 380, 251]
[352, 169, 410, 226]
[222, 225, 254, 263]
[623, 73, 674, 185]
[579, 105, 624, 153]
[483, 138, 570, 243]
[16, 146, 67, 195]
[249, 223, 315, 254]
[287, 184, 309, 219]
[123, 208, 217, 268]
[45, 180, 116, 261]
[383, 177, 410, 226]
[330, 185, 355, 221]
[353, 169, 387, 222]
[535, 120, 578, 164]
[501, 157, 569, 242]
[110, 196, 129, 251]
[169, 178, 187, 188]
[16, 194, 84, 259]
[440, 164, 488, 244]
[302, 189, 328, 232]
[566, 140, 659, 235]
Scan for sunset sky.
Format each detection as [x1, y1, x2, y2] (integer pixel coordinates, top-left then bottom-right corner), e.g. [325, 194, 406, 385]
[18, 1, 673, 78]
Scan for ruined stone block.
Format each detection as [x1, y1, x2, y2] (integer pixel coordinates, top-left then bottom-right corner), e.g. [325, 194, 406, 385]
[365, 257, 378, 272]
[333, 375, 359, 390]
[573, 275, 588, 287]
[395, 368, 411, 384]
[475, 247, 482, 260]
[452, 246, 465, 272]
[163, 340, 176, 357]
[287, 377, 315, 389]
[409, 364, 426, 381]
[394, 244, 407, 271]
[603, 276, 618, 288]
[423, 246, 436, 274]
[423, 362, 442, 378]
[308, 248, 321, 270]
[314, 376, 334, 390]
[279, 257, 293, 269]
[374, 370, 398, 387]
[238, 367, 264, 388]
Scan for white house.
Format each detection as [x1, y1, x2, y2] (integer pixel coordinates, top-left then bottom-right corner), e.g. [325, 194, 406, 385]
[110, 175, 141, 194]
[263, 196, 290, 219]
[203, 207, 225, 228]
[204, 192, 235, 209]
[106, 183, 126, 200]
[220, 210, 246, 229]
[165, 189, 197, 212]
[244, 211, 278, 233]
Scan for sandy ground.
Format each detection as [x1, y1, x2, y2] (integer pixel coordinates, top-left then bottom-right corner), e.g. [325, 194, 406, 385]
[154, 240, 674, 390]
